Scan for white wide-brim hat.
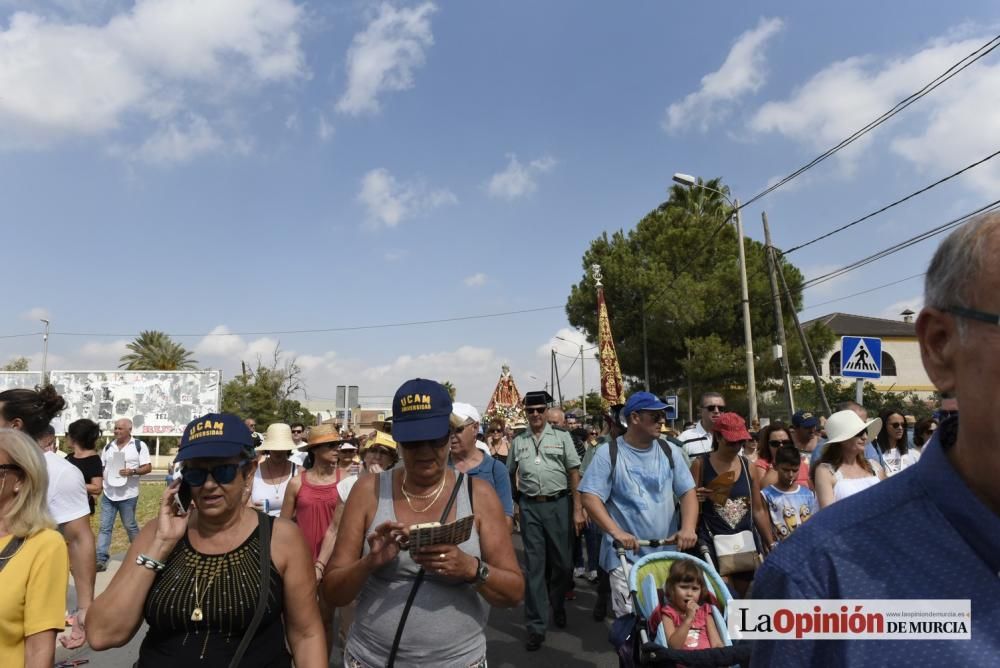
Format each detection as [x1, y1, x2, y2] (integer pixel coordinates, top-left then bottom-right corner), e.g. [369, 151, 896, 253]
[258, 423, 298, 451]
[824, 410, 882, 445]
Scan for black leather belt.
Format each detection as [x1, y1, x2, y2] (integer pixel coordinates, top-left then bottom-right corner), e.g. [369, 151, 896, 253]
[522, 490, 569, 503]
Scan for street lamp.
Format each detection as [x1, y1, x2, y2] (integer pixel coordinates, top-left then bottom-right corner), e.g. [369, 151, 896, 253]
[40, 319, 49, 384]
[671, 173, 758, 423]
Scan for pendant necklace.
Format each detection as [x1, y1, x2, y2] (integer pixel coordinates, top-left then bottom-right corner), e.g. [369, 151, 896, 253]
[191, 558, 223, 622]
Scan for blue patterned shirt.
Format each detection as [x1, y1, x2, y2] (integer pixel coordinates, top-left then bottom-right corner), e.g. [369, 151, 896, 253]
[752, 420, 1000, 665]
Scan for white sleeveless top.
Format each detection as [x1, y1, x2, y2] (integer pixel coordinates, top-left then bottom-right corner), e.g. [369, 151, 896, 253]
[823, 463, 881, 503]
[250, 461, 298, 516]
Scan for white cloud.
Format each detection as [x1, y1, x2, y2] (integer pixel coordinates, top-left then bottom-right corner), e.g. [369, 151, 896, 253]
[750, 33, 1000, 189]
[130, 114, 223, 165]
[336, 2, 436, 115]
[20, 307, 51, 321]
[486, 153, 557, 200]
[0, 0, 306, 154]
[383, 249, 407, 261]
[664, 17, 784, 133]
[77, 339, 130, 367]
[358, 167, 456, 228]
[317, 113, 334, 141]
[194, 325, 246, 359]
[536, 327, 589, 359]
[463, 273, 487, 287]
[879, 295, 923, 320]
[285, 112, 299, 130]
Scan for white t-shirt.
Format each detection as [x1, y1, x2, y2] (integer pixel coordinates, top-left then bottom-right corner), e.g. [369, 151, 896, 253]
[289, 449, 307, 467]
[882, 447, 921, 476]
[337, 475, 359, 501]
[250, 462, 298, 517]
[474, 439, 490, 455]
[101, 438, 151, 502]
[44, 451, 90, 525]
[678, 422, 713, 457]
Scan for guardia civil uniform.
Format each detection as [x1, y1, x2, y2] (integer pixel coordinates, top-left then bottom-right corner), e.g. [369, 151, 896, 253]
[508, 417, 581, 640]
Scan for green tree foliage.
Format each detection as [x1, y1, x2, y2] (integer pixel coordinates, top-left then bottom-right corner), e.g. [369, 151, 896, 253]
[560, 391, 605, 423]
[221, 345, 314, 428]
[119, 330, 197, 370]
[565, 177, 836, 417]
[2, 356, 30, 371]
[773, 378, 936, 421]
[442, 381, 457, 400]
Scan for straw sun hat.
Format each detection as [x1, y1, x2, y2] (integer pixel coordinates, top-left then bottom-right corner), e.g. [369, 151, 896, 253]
[823, 410, 882, 445]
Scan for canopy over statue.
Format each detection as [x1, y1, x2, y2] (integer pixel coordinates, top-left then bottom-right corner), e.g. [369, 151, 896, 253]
[484, 365, 524, 425]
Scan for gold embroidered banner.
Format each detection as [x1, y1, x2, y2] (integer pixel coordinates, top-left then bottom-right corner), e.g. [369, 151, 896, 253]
[597, 287, 625, 405]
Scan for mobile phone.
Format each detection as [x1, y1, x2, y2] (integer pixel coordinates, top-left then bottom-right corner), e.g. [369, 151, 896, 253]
[174, 481, 192, 515]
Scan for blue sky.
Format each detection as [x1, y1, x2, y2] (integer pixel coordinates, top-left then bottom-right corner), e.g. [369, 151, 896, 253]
[3, 0, 1000, 410]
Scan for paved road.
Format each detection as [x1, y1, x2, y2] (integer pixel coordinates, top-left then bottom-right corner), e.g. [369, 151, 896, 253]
[55, 538, 618, 667]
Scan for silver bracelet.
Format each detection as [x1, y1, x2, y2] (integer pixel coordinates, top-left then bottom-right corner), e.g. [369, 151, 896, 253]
[136, 554, 166, 572]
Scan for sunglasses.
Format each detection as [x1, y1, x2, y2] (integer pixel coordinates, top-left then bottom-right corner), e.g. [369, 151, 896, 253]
[524, 407, 547, 415]
[702, 405, 725, 412]
[399, 437, 451, 450]
[488, 428, 503, 433]
[451, 423, 470, 437]
[768, 439, 793, 447]
[888, 422, 904, 428]
[0, 464, 22, 473]
[181, 462, 247, 487]
[291, 429, 303, 434]
[639, 410, 666, 422]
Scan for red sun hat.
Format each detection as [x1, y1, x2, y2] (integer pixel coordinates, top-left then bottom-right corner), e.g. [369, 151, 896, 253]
[711, 412, 752, 442]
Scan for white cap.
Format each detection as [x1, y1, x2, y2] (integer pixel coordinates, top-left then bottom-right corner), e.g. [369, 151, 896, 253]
[452, 402, 481, 424]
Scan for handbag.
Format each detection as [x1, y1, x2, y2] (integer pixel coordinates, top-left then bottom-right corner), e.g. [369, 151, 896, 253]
[700, 455, 761, 576]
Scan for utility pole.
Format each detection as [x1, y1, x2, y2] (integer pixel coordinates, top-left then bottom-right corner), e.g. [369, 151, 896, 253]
[762, 213, 795, 417]
[580, 344, 586, 418]
[40, 319, 49, 384]
[641, 291, 650, 391]
[733, 199, 758, 423]
[775, 256, 832, 414]
[550, 350, 557, 407]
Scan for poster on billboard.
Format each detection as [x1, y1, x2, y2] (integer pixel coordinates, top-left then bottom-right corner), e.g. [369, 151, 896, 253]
[50, 370, 221, 436]
[0, 372, 44, 392]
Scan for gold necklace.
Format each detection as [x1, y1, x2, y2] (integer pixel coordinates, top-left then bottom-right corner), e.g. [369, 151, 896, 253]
[191, 557, 224, 622]
[401, 471, 446, 499]
[401, 472, 447, 513]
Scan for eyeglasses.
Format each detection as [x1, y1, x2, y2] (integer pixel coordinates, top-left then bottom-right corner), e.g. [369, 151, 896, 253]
[853, 429, 868, 440]
[944, 304, 1000, 326]
[291, 429, 303, 434]
[488, 428, 503, 433]
[0, 464, 22, 473]
[639, 410, 666, 422]
[702, 405, 724, 412]
[888, 422, 904, 428]
[451, 423, 470, 437]
[181, 462, 247, 487]
[768, 439, 793, 447]
[524, 407, 547, 415]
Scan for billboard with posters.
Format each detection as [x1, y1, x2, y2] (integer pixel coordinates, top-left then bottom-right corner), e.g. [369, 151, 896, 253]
[0, 372, 44, 391]
[50, 370, 221, 436]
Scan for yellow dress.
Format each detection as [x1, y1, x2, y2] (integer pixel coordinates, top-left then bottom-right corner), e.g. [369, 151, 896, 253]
[0, 529, 69, 666]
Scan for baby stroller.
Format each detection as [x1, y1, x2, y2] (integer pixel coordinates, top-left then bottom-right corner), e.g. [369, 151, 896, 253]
[612, 540, 752, 667]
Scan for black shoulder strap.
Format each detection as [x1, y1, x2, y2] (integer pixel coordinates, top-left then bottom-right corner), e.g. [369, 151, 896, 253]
[387, 473, 465, 668]
[655, 438, 676, 471]
[468, 472, 475, 513]
[0, 536, 26, 574]
[229, 512, 272, 668]
[609, 439, 619, 483]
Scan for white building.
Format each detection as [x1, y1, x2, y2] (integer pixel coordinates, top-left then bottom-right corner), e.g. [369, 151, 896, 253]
[804, 312, 935, 397]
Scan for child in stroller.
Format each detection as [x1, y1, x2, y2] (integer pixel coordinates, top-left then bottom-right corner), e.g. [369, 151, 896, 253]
[648, 560, 723, 651]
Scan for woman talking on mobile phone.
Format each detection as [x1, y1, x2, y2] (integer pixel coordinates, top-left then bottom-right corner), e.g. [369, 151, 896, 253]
[87, 413, 326, 667]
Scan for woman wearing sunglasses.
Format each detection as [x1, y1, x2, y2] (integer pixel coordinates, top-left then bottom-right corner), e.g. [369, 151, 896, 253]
[323, 379, 523, 668]
[87, 413, 326, 667]
[875, 409, 919, 476]
[812, 410, 886, 509]
[0, 429, 70, 668]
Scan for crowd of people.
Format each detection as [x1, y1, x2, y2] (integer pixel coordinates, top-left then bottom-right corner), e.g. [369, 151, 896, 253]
[2, 214, 999, 666]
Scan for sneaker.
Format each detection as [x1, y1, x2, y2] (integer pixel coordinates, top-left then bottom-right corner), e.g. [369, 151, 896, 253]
[587, 570, 598, 582]
[525, 633, 544, 651]
[96, 561, 108, 573]
[564, 589, 576, 601]
[573, 566, 586, 578]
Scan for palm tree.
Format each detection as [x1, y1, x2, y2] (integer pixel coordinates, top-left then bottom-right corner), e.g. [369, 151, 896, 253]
[662, 176, 732, 221]
[119, 330, 198, 370]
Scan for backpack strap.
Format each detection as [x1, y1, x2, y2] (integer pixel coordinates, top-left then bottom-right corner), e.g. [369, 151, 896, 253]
[611, 438, 676, 484]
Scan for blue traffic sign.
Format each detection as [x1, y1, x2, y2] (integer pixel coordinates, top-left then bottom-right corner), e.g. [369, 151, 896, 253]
[663, 395, 678, 421]
[840, 336, 882, 379]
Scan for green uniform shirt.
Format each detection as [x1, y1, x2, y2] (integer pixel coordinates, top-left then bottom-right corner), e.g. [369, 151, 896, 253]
[507, 423, 581, 496]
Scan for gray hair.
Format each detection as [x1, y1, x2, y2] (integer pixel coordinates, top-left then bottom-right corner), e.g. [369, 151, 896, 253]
[925, 211, 1000, 309]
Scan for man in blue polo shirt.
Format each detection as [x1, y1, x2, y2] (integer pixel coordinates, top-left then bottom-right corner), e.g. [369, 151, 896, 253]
[580, 392, 698, 618]
[752, 213, 1000, 664]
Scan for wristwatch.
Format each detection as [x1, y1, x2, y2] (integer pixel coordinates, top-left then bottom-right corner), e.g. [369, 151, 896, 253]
[472, 557, 490, 586]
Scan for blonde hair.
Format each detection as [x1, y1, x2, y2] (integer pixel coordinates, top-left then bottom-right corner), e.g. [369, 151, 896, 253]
[0, 429, 55, 537]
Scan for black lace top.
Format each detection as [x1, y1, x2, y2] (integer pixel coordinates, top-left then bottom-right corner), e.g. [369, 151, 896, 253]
[138, 526, 290, 667]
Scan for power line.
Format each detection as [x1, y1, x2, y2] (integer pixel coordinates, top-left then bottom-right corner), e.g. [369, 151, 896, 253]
[801, 198, 1000, 290]
[47, 305, 565, 339]
[800, 272, 926, 312]
[782, 146, 1000, 255]
[0, 332, 42, 340]
[742, 32, 1000, 207]
[559, 354, 579, 382]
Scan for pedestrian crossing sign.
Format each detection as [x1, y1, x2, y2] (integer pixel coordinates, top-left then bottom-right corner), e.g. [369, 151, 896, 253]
[840, 336, 882, 379]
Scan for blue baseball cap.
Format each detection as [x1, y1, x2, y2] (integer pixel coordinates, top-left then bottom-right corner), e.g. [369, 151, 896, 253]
[792, 410, 819, 429]
[391, 379, 453, 443]
[621, 392, 668, 419]
[177, 413, 254, 462]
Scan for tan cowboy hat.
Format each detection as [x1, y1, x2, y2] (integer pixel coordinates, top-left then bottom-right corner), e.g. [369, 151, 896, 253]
[259, 423, 298, 451]
[824, 410, 882, 445]
[302, 423, 343, 450]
